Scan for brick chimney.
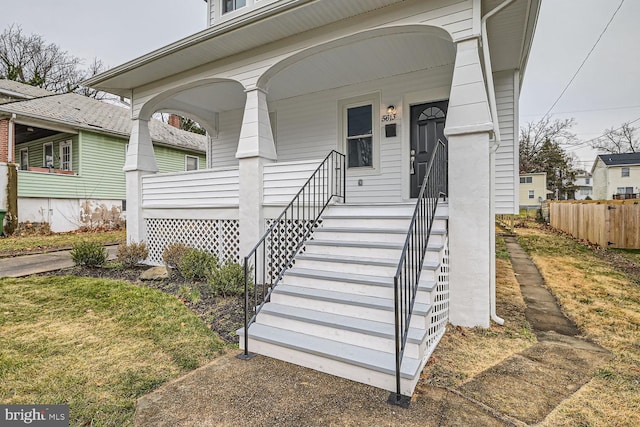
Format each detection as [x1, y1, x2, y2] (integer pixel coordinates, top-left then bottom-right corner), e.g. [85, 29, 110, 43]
[168, 114, 181, 129]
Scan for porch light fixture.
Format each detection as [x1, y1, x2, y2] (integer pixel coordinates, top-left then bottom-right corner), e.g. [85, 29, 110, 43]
[382, 105, 397, 122]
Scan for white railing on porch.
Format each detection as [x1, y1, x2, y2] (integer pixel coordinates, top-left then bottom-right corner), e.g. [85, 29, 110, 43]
[141, 167, 240, 208]
[140, 160, 323, 265]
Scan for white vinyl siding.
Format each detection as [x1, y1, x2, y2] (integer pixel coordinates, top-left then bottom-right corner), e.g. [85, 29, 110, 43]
[494, 70, 518, 214]
[142, 168, 240, 208]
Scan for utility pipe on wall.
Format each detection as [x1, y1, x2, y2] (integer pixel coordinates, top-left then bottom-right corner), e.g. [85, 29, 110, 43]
[8, 113, 16, 163]
[481, 0, 522, 326]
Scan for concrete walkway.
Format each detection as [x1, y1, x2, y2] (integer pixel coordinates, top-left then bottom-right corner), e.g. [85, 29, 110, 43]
[132, 237, 613, 426]
[0, 246, 117, 278]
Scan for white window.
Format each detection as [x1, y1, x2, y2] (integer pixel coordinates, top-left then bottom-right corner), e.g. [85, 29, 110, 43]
[339, 94, 379, 173]
[528, 190, 535, 199]
[621, 167, 630, 177]
[185, 155, 199, 171]
[43, 142, 54, 168]
[520, 176, 533, 184]
[585, 178, 590, 184]
[222, 0, 246, 13]
[60, 140, 72, 171]
[19, 148, 28, 171]
[617, 187, 634, 194]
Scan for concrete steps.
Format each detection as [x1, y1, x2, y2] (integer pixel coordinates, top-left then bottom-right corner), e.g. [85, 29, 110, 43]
[239, 202, 448, 397]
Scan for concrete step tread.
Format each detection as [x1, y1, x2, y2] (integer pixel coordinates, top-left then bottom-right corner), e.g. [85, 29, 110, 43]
[261, 303, 427, 344]
[273, 284, 431, 316]
[316, 227, 409, 234]
[285, 267, 393, 286]
[295, 253, 398, 267]
[304, 239, 444, 252]
[242, 323, 421, 379]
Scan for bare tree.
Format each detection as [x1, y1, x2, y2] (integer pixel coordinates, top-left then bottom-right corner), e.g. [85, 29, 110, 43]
[591, 122, 639, 154]
[0, 24, 109, 98]
[519, 117, 577, 173]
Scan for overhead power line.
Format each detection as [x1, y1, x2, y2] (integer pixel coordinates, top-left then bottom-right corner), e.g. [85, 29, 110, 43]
[564, 115, 640, 152]
[542, 0, 626, 119]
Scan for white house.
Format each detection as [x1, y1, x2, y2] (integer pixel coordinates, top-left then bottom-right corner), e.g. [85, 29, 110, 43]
[86, 0, 540, 402]
[592, 153, 640, 200]
[573, 171, 593, 200]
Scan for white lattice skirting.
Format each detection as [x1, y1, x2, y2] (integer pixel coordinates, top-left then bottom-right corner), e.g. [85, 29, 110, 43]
[145, 218, 240, 265]
[425, 236, 450, 359]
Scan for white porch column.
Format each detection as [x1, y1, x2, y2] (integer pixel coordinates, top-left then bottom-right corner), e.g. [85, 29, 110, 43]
[123, 118, 158, 244]
[445, 38, 495, 328]
[236, 86, 277, 257]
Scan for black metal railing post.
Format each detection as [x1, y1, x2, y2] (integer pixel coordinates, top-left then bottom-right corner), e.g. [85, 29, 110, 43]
[239, 151, 346, 359]
[389, 140, 447, 406]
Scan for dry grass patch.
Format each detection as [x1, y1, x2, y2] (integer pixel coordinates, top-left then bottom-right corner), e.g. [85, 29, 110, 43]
[516, 226, 640, 426]
[0, 276, 224, 427]
[0, 230, 125, 256]
[419, 235, 536, 389]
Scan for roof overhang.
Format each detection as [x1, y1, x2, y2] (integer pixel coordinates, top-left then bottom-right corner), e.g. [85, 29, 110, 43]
[84, 0, 404, 97]
[484, 0, 541, 84]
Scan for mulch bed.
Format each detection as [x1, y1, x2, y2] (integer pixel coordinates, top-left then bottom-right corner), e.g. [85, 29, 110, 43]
[44, 266, 244, 344]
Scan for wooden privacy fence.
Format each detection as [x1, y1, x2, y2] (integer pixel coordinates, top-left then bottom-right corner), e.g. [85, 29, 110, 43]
[550, 200, 640, 249]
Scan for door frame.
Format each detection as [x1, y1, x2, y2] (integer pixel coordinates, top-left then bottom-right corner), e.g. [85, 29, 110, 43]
[400, 89, 449, 200]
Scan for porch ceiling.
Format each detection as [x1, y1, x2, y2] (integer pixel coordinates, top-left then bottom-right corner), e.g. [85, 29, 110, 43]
[485, 0, 541, 75]
[266, 32, 456, 101]
[154, 81, 247, 116]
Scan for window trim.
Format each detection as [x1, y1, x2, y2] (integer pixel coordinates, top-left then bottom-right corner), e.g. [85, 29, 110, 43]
[185, 155, 200, 171]
[59, 140, 72, 171]
[621, 167, 630, 177]
[520, 176, 533, 184]
[43, 142, 54, 168]
[338, 93, 380, 175]
[528, 190, 535, 199]
[222, 0, 247, 14]
[19, 148, 28, 171]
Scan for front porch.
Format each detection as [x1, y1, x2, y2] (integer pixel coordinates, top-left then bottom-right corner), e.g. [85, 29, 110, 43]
[103, 5, 504, 401]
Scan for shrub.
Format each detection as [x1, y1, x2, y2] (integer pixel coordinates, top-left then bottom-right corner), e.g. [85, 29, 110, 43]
[71, 241, 108, 267]
[162, 243, 189, 270]
[179, 248, 218, 281]
[116, 242, 149, 268]
[208, 260, 248, 297]
[178, 285, 201, 304]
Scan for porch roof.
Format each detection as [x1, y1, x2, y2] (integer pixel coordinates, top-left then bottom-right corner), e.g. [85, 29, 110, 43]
[84, 0, 404, 97]
[86, 0, 541, 96]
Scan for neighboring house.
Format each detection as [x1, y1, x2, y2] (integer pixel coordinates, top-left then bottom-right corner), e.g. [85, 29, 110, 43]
[0, 79, 53, 104]
[591, 153, 640, 200]
[86, 0, 540, 400]
[519, 172, 548, 209]
[0, 80, 206, 232]
[572, 171, 593, 200]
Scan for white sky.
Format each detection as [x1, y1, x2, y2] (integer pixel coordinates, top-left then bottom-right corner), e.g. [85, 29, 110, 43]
[1, 0, 638, 169]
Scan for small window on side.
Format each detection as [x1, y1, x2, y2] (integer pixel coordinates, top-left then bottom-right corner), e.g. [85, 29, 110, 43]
[186, 155, 199, 171]
[528, 190, 535, 199]
[621, 167, 630, 177]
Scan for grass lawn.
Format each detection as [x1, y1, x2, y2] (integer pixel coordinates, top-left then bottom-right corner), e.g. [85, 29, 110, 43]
[0, 230, 125, 257]
[0, 276, 224, 427]
[516, 224, 640, 426]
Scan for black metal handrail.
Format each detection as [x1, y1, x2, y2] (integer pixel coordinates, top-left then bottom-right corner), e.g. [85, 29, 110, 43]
[241, 150, 346, 357]
[391, 140, 447, 404]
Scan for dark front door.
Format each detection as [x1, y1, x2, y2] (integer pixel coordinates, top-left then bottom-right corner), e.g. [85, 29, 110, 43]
[410, 101, 448, 198]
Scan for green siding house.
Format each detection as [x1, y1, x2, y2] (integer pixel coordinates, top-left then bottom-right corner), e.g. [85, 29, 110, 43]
[0, 79, 206, 232]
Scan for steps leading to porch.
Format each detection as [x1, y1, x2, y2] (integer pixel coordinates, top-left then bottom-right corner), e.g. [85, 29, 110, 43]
[239, 202, 449, 397]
